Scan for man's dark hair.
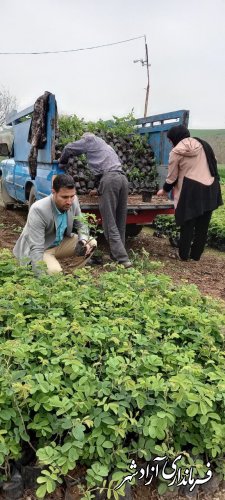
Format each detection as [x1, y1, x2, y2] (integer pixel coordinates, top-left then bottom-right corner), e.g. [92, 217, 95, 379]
[52, 174, 75, 192]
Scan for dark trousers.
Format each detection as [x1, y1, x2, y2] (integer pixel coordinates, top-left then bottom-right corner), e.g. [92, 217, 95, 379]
[99, 172, 129, 263]
[179, 211, 212, 261]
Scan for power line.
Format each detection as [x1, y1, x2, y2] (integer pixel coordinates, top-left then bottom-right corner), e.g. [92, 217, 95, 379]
[0, 35, 145, 55]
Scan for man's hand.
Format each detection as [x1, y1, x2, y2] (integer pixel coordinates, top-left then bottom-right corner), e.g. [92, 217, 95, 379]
[157, 189, 166, 196]
[84, 243, 91, 257]
[81, 238, 97, 257]
[89, 189, 98, 197]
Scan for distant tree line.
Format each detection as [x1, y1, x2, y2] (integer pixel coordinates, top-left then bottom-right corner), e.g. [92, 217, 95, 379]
[0, 86, 17, 127]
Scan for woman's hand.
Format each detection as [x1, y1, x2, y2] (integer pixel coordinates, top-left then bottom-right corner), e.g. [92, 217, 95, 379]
[89, 189, 98, 197]
[157, 189, 166, 196]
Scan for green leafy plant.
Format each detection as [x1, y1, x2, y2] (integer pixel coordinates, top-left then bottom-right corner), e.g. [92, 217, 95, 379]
[74, 212, 103, 240]
[36, 466, 63, 498]
[218, 166, 225, 185]
[58, 112, 138, 145]
[0, 249, 225, 498]
[57, 112, 158, 196]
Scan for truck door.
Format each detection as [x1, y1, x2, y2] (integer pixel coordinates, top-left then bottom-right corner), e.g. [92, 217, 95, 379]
[35, 163, 54, 200]
[1, 159, 16, 198]
[136, 109, 189, 187]
[14, 161, 29, 202]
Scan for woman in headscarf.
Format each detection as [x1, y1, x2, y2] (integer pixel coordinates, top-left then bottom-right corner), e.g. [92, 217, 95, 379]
[157, 125, 223, 261]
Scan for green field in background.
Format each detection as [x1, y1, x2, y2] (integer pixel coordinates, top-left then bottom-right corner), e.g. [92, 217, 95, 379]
[190, 129, 225, 137]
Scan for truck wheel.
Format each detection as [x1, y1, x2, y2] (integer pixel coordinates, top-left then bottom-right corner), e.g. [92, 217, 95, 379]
[0, 178, 15, 209]
[126, 224, 143, 237]
[28, 186, 36, 210]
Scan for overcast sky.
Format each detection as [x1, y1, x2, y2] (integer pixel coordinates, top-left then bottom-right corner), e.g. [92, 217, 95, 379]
[0, 0, 224, 128]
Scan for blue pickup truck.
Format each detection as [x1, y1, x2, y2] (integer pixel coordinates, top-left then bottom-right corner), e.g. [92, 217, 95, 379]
[0, 94, 189, 235]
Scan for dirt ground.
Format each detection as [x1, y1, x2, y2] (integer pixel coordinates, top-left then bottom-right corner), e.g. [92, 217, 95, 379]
[129, 229, 225, 302]
[0, 205, 224, 302]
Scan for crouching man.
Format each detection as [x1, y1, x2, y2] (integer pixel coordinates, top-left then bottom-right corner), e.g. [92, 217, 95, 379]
[13, 174, 97, 274]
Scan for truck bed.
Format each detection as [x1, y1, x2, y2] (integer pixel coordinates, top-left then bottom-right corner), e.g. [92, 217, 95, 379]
[79, 194, 174, 211]
[79, 194, 174, 226]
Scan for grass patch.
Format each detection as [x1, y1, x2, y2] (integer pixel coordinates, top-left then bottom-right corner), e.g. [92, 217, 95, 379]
[190, 129, 225, 137]
[218, 165, 225, 184]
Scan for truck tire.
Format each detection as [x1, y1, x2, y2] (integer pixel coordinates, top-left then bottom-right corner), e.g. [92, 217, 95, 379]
[126, 224, 143, 238]
[0, 178, 15, 209]
[28, 186, 36, 210]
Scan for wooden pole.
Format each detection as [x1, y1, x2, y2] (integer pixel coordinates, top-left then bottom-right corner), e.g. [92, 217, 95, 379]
[144, 36, 150, 118]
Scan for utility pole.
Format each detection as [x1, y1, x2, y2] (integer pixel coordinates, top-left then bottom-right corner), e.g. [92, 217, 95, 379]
[133, 35, 150, 117]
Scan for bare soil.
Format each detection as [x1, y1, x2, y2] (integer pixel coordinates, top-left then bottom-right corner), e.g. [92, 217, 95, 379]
[129, 230, 225, 302]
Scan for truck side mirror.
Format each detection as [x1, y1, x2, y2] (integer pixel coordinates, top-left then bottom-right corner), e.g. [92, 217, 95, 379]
[0, 143, 10, 157]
